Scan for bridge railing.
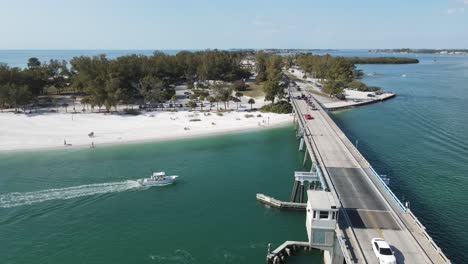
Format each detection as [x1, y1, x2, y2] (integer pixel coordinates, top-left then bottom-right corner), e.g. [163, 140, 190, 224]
[368, 166, 407, 212]
[405, 209, 452, 263]
[335, 227, 354, 264]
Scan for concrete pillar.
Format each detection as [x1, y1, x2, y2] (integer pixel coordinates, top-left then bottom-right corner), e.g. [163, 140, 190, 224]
[299, 183, 304, 203]
[290, 181, 299, 202]
[299, 137, 304, 151]
[303, 150, 308, 166]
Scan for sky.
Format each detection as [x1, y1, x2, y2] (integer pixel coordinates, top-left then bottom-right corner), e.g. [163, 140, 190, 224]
[0, 0, 467, 50]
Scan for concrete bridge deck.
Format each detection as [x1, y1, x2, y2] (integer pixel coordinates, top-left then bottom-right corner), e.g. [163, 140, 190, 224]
[290, 87, 450, 264]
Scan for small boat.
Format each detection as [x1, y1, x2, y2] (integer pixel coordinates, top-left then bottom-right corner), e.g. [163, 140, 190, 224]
[137, 172, 178, 187]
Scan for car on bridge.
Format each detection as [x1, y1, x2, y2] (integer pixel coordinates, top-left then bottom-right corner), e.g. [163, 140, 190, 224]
[304, 114, 314, 120]
[371, 238, 397, 264]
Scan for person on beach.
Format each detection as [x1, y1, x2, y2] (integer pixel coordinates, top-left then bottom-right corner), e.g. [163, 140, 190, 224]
[64, 139, 66, 145]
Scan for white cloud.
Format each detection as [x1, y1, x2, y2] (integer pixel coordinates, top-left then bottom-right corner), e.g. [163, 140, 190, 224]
[447, 7, 465, 14]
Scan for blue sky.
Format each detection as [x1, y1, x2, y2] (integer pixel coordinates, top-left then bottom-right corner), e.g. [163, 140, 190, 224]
[0, 0, 467, 49]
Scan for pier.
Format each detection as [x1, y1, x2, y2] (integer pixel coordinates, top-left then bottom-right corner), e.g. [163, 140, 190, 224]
[266, 241, 311, 264]
[256, 193, 306, 210]
[269, 86, 451, 263]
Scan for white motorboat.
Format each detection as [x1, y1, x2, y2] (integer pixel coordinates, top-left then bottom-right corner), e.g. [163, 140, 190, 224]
[137, 172, 178, 187]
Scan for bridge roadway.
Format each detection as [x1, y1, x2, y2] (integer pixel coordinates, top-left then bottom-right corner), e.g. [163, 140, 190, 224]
[290, 88, 447, 263]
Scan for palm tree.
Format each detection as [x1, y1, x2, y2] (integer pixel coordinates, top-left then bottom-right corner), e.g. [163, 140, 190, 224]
[248, 98, 255, 111]
[207, 96, 215, 111]
[52, 98, 60, 112]
[81, 97, 90, 111]
[199, 96, 205, 111]
[187, 100, 196, 111]
[171, 95, 177, 110]
[215, 95, 222, 110]
[235, 92, 243, 109]
[62, 103, 69, 113]
[71, 95, 77, 112]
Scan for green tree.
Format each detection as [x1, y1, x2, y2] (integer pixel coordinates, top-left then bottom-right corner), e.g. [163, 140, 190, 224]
[81, 97, 90, 111]
[62, 102, 69, 112]
[27, 57, 41, 68]
[171, 95, 177, 110]
[232, 79, 246, 91]
[248, 98, 255, 111]
[235, 92, 243, 109]
[255, 51, 268, 83]
[52, 98, 60, 112]
[199, 96, 205, 110]
[207, 96, 215, 111]
[187, 100, 196, 110]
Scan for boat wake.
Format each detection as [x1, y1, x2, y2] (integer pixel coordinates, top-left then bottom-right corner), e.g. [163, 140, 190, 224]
[0, 180, 142, 208]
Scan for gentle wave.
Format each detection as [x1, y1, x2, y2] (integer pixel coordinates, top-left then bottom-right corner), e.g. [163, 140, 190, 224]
[0, 180, 141, 208]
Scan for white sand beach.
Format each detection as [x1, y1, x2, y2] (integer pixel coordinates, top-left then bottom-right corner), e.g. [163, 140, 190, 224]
[0, 111, 293, 152]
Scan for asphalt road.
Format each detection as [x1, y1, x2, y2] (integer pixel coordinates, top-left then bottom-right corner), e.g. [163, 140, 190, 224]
[292, 89, 432, 264]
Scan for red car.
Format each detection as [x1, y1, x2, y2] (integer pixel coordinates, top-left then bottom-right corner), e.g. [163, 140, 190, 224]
[304, 114, 314, 120]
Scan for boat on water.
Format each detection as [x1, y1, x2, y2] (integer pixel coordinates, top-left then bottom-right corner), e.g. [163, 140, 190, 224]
[137, 172, 178, 187]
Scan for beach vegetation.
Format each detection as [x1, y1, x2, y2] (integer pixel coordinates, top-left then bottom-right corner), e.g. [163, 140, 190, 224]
[255, 51, 268, 83]
[262, 55, 284, 103]
[187, 100, 197, 110]
[123, 108, 141, 115]
[232, 79, 247, 91]
[347, 80, 381, 92]
[207, 96, 215, 111]
[247, 98, 255, 110]
[260, 101, 292, 114]
[0, 50, 252, 112]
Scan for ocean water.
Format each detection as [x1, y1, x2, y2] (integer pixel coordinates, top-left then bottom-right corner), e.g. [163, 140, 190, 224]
[0, 126, 321, 264]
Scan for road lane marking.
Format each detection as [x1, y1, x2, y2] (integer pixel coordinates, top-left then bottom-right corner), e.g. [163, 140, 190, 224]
[365, 210, 384, 238]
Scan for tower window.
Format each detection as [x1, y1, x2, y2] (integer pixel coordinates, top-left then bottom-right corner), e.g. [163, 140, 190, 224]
[319, 211, 329, 219]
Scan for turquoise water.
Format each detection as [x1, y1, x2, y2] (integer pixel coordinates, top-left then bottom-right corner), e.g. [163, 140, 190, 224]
[331, 54, 468, 263]
[0, 127, 321, 264]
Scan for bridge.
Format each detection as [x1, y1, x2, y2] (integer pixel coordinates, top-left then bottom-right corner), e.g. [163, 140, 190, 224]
[288, 86, 451, 264]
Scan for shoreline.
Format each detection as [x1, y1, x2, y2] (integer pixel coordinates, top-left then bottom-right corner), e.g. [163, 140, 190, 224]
[0, 111, 293, 154]
[287, 68, 396, 110]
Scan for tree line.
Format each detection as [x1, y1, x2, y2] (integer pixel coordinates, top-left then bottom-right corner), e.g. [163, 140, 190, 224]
[345, 56, 419, 64]
[293, 53, 363, 96]
[255, 51, 286, 103]
[0, 50, 251, 112]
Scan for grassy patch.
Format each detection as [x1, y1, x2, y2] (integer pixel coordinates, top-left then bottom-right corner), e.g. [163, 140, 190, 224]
[243, 82, 265, 98]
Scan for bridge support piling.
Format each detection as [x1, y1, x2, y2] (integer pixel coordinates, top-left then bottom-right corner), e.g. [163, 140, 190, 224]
[299, 137, 304, 151]
[299, 183, 304, 203]
[290, 181, 299, 202]
[302, 151, 308, 166]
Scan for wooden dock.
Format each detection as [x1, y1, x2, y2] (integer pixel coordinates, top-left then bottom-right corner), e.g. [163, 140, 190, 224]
[267, 241, 311, 264]
[256, 193, 306, 210]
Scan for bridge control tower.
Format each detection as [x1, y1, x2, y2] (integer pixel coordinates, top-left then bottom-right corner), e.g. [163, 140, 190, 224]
[306, 190, 338, 249]
[306, 190, 346, 264]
